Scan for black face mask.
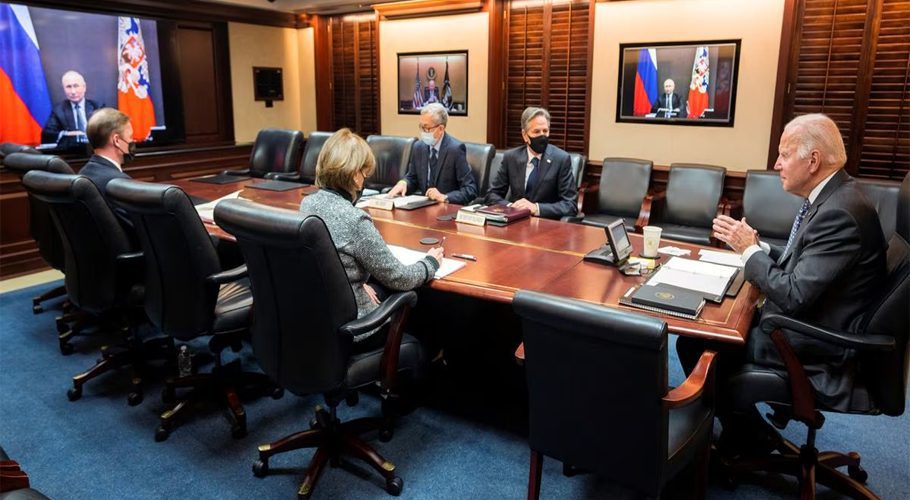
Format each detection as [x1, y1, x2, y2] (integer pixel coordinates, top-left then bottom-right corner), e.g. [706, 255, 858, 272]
[528, 134, 548, 155]
[118, 140, 137, 165]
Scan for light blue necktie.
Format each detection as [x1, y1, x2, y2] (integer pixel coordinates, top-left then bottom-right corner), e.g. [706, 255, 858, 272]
[75, 103, 86, 143]
[782, 198, 811, 257]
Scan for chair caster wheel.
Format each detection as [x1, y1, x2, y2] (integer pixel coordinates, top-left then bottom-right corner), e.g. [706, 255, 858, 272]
[232, 423, 247, 439]
[67, 387, 82, 401]
[385, 477, 403, 496]
[379, 428, 393, 442]
[128, 392, 143, 406]
[309, 418, 319, 430]
[563, 463, 579, 477]
[155, 426, 171, 442]
[33, 304, 43, 314]
[252, 459, 269, 477]
[271, 387, 284, 399]
[848, 465, 868, 483]
[59, 342, 75, 356]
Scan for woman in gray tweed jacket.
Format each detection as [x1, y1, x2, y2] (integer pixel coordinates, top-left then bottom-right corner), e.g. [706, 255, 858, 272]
[300, 128, 444, 348]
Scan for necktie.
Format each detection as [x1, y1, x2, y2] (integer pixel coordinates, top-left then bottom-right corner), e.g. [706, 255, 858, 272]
[526, 157, 540, 195]
[428, 147, 438, 188]
[783, 198, 811, 257]
[75, 103, 86, 142]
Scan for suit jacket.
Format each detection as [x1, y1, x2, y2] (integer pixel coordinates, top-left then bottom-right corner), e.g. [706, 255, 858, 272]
[651, 93, 681, 117]
[403, 133, 477, 205]
[744, 169, 887, 410]
[485, 144, 578, 219]
[41, 99, 104, 147]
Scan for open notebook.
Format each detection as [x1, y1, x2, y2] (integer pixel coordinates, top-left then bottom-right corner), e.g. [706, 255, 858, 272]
[387, 245, 465, 279]
[646, 256, 738, 303]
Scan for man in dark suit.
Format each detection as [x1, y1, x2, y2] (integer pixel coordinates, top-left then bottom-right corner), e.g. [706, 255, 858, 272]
[650, 79, 681, 118]
[80, 107, 135, 202]
[485, 106, 577, 219]
[41, 71, 104, 149]
[678, 113, 887, 454]
[387, 102, 477, 204]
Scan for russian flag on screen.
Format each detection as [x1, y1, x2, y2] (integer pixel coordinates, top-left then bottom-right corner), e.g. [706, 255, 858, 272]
[0, 4, 52, 146]
[633, 49, 657, 117]
[118, 16, 155, 141]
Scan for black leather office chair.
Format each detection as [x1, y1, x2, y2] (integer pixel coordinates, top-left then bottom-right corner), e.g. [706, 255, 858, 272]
[214, 199, 424, 498]
[513, 290, 717, 499]
[464, 142, 494, 194]
[2, 153, 73, 315]
[265, 131, 331, 184]
[857, 177, 902, 240]
[0, 446, 51, 500]
[366, 134, 416, 191]
[483, 150, 507, 201]
[737, 170, 805, 247]
[106, 179, 278, 441]
[722, 172, 910, 499]
[0, 143, 40, 163]
[224, 128, 304, 178]
[568, 158, 653, 233]
[649, 163, 727, 245]
[22, 171, 156, 405]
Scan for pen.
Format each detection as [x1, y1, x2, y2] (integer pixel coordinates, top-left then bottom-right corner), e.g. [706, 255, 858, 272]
[441, 236, 446, 248]
[452, 253, 477, 261]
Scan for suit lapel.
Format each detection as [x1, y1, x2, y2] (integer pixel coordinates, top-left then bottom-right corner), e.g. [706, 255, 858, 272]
[778, 169, 849, 265]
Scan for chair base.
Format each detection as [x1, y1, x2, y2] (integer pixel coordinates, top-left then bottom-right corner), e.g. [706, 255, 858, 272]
[722, 431, 878, 499]
[155, 362, 280, 442]
[253, 405, 403, 499]
[32, 284, 66, 314]
[68, 334, 174, 406]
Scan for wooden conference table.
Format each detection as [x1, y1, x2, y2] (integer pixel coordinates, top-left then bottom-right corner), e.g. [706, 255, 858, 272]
[176, 178, 759, 346]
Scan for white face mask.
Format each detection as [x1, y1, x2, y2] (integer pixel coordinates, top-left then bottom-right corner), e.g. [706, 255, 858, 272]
[419, 131, 436, 147]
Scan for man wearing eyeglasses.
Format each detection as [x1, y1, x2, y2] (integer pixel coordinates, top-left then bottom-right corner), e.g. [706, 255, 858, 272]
[387, 102, 477, 204]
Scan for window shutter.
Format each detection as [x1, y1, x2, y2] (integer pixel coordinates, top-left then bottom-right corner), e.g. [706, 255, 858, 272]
[329, 16, 379, 136]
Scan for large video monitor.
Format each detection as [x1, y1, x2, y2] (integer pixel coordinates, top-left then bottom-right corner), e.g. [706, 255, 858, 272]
[0, 3, 185, 153]
[397, 50, 468, 116]
[616, 40, 740, 127]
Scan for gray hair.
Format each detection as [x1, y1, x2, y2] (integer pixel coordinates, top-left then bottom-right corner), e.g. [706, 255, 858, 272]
[421, 103, 448, 127]
[784, 114, 847, 168]
[521, 107, 550, 132]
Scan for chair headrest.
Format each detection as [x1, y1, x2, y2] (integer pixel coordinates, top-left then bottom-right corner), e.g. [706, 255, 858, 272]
[106, 178, 192, 216]
[0, 142, 40, 158]
[214, 198, 312, 247]
[3, 153, 74, 175]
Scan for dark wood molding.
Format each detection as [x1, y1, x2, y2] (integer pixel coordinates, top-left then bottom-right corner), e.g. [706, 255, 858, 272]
[582, 1, 596, 161]
[845, 0, 883, 176]
[373, 0, 486, 20]
[18, 0, 299, 28]
[374, 11, 383, 135]
[767, 0, 799, 170]
[313, 15, 334, 131]
[486, 0, 506, 146]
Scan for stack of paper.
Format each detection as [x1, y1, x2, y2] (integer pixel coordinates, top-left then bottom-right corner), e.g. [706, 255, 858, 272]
[698, 249, 743, 267]
[194, 190, 242, 223]
[387, 245, 465, 280]
[646, 256, 738, 301]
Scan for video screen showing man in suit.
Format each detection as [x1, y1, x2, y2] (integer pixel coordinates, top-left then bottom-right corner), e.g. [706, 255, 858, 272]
[387, 102, 477, 204]
[41, 70, 105, 150]
[677, 113, 887, 457]
[485, 107, 577, 219]
[650, 79, 681, 118]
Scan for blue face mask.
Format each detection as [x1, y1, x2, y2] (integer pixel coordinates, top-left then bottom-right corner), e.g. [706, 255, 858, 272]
[420, 131, 436, 147]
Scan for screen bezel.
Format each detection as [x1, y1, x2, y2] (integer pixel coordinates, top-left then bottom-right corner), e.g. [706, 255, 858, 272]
[605, 219, 632, 264]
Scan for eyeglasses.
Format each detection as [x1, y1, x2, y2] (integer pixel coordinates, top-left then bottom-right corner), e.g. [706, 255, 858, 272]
[418, 123, 441, 133]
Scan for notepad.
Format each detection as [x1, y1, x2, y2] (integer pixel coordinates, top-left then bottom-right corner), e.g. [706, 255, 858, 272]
[387, 245, 465, 279]
[194, 190, 242, 223]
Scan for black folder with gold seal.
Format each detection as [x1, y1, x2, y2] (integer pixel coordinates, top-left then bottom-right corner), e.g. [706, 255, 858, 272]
[621, 283, 706, 319]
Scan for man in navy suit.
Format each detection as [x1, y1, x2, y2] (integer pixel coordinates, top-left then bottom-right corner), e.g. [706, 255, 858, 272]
[41, 71, 104, 149]
[485, 106, 577, 219]
[387, 102, 477, 204]
[80, 108, 135, 203]
[650, 79, 681, 118]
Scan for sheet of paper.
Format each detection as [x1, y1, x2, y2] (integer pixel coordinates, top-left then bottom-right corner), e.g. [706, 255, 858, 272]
[392, 195, 430, 208]
[647, 267, 730, 297]
[195, 190, 242, 223]
[657, 246, 691, 257]
[698, 249, 743, 268]
[387, 245, 465, 279]
[663, 256, 737, 279]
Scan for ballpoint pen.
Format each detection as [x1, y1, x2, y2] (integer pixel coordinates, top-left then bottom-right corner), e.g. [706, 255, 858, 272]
[452, 253, 477, 261]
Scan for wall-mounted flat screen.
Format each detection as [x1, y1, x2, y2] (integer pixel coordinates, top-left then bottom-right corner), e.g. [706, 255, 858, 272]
[0, 2, 182, 152]
[397, 51, 468, 116]
[616, 40, 740, 127]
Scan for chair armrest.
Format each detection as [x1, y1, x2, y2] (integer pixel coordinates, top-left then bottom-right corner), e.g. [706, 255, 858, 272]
[663, 350, 717, 409]
[264, 171, 303, 183]
[759, 313, 895, 352]
[115, 251, 144, 277]
[339, 291, 417, 337]
[577, 182, 597, 215]
[116, 251, 144, 264]
[206, 264, 248, 285]
[222, 168, 251, 176]
[634, 194, 656, 232]
[560, 215, 584, 224]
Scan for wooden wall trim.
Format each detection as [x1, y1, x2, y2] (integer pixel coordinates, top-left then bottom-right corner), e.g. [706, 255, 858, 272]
[19, 0, 299, 28]
[486, 0, 506, 146]
[313, 15, 334, 131]
[767, 0, 798, 170]
[845, 0, 884, 176]
[373, 0, 486, 20]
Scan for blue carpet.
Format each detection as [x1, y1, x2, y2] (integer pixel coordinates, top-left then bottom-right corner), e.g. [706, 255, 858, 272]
[1, 281, 908, 499]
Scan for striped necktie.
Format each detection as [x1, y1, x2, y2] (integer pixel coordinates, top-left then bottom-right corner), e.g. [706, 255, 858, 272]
[783, 198, 811, 256]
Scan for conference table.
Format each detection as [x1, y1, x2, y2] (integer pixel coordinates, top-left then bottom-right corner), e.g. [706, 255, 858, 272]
[176, 177, 759, 347]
